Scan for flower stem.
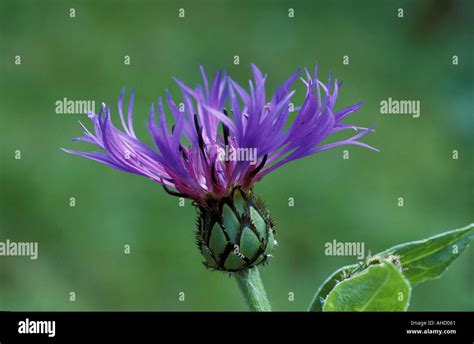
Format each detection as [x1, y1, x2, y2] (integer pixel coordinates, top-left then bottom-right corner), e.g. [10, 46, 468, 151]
[234, 267, 271, 311]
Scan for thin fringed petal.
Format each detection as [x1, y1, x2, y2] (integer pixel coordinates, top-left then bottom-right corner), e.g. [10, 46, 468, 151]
[335, 102, 364, 121]
[63, 65, 376, 204]
[60, 148, 135, 173]
[127, 88, 137, 138]
[227, 65, 376, 185]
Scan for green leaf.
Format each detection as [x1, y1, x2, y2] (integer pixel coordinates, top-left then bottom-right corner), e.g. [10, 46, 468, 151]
[322, 260, 411, 312]
[224, 251, 246, 270]
[222, 204, 240, 242]
[309, 223, 474, 311]
[209, 223, 227, 258]
[378, 223, 474, 286]
[249, 206, 267, 242]
[232, 188, 246, 217]
[308, 264, 358, 311]
[239, 226, 260, 260]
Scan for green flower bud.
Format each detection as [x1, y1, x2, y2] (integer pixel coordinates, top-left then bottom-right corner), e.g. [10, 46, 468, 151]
[196, 187, 276, 272]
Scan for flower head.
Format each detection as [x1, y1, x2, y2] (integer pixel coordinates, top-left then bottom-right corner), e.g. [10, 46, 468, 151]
[63, 64, 377, 272]
[63, 64, 376, 205]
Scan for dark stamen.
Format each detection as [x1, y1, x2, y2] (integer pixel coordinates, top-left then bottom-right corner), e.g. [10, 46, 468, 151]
[161, 181, 189, 198]
[222, 110, 230, 146]
[210, 161, 219, 185]
[179, 144, 188, 163]
[249, 154, 268, 177]
[161, 176, 175, 183]
[193, 114, 207, 161]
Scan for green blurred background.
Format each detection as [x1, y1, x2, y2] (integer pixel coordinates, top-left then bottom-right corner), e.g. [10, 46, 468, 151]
[1, 0, 473, 311]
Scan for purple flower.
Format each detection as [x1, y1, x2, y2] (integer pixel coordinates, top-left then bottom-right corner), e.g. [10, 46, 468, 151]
[62, 64, 377, 204]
